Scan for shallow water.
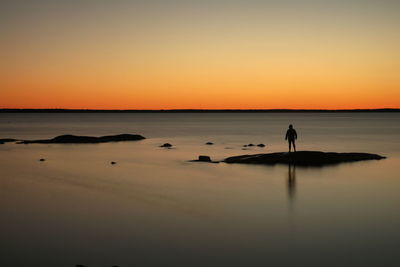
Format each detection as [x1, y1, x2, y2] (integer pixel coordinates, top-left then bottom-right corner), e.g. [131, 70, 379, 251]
[0, 112, 399, 266]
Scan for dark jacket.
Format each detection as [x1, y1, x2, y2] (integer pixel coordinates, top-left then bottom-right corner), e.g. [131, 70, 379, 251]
[285, 129, 297, 141]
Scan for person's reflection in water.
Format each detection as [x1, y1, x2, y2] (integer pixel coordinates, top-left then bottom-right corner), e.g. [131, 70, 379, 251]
[287, 163, 296, 209]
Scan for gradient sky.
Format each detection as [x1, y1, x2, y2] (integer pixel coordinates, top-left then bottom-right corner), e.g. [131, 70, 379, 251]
[1, 0, 399, 109]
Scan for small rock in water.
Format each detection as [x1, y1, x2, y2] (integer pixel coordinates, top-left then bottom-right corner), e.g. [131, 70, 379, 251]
[198, 155, 212, 162]
[247, 144, 254, 147]
[111, 161, 116, 165]
[160, 143, 172, 148]
[39, 158, 45, 162]
[257, 144, 265, 147]
[205, 142, 214, 145]
[243, 145, 248, 147]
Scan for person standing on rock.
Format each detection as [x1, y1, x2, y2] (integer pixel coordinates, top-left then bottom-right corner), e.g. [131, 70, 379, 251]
[285, 124, 297, 152]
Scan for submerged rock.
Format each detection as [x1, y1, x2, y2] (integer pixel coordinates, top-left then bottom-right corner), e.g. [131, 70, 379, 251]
[160, 143, 172, 148]
[111, 161, 116, 165]
[19, 134, 145, 144]
[39, 158, 45, 162]
[205, 142, 214, 145]
[257, 144, 265, 147]
[224, 151, 385, 166]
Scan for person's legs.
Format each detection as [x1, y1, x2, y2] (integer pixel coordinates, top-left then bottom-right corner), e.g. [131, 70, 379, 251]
[288, 140, 292, 152]
[292, 140, 296, 152]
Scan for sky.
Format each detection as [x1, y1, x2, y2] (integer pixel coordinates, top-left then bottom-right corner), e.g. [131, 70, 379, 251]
[1, 0, 399, 109]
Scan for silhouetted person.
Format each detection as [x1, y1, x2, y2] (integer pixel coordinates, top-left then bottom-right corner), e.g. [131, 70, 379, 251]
[285, 124, 297, 152]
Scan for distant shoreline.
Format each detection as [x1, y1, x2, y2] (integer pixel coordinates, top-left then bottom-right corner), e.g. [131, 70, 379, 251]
[0, 108, 399, 113]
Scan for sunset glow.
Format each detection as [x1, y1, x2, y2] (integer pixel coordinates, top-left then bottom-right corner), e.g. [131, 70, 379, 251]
[1, 1, 399, 109]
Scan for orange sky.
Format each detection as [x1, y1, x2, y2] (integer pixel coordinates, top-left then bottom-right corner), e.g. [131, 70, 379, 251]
[1, 1, 399, 109]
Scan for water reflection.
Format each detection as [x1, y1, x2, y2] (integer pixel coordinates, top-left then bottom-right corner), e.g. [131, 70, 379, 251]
[287, 164, 296, 209]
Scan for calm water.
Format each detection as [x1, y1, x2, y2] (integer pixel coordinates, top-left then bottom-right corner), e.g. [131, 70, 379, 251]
[0, 112, 399, 267]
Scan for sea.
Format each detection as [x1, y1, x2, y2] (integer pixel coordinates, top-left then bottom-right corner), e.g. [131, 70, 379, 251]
[0, 112, 399, 267]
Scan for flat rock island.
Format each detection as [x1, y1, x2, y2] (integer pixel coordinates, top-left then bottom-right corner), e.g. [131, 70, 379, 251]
[19, 134, 145, 144]
[223, 151, 385, 166]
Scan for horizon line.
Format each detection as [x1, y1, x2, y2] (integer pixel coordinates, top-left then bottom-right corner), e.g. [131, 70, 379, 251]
[1, 108, 399, 113]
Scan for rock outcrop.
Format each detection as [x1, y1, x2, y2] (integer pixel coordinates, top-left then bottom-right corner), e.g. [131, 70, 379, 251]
[19, 134, 145, 144]
[223, 151, 385, 166]
[0, 138, 17, 144]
